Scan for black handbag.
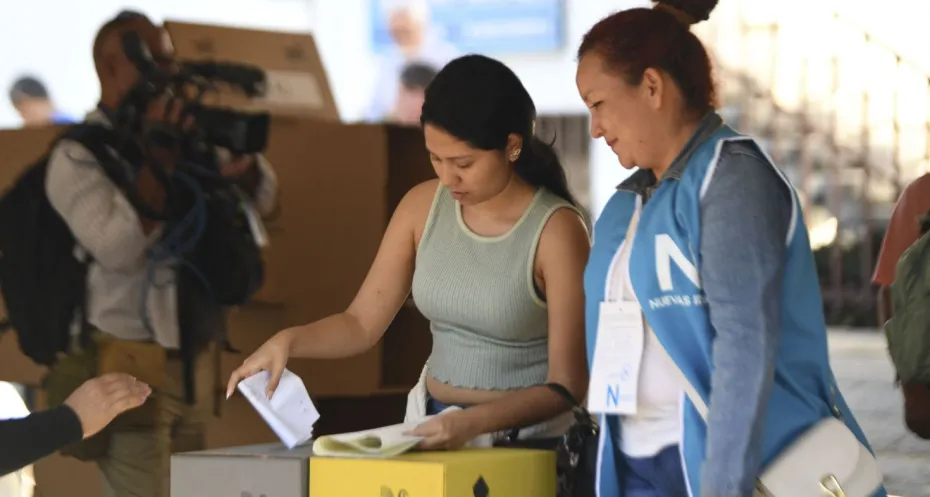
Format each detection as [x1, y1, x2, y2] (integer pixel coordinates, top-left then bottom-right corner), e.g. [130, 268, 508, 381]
[545, 383, 599, 497]
[496, 383, 600, 497]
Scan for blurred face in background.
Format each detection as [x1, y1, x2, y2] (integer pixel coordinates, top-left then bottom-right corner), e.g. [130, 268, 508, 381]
[394, 84, 426, 125]
[13, 97, 54, 127]
[388, 7, 425, 52]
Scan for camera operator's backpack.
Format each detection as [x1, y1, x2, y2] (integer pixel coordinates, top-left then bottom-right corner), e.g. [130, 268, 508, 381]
[0, 124, 118, 366]
[170, 172, 265, 309]
[0, 122, 264, 368]
[885, 209, 930, 438]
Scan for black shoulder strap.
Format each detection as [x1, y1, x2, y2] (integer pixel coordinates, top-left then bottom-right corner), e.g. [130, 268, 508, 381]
[62, 124, 168, 221]
[545, 382, 580, 407]
[504, 382, 594, 443]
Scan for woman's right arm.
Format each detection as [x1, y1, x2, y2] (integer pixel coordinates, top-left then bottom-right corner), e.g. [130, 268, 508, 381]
[286, 179, 425, 357]
[226, 180, 437, 397]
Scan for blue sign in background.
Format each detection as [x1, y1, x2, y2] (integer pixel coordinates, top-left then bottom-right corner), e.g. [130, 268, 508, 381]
[371, 0, 566, 54]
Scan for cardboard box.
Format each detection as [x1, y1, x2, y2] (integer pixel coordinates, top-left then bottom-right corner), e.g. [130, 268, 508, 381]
[166, 20, 342, 305]
[310, 449, 557, 497]
[384, 125, 437, 222]
[380, 301, 432, 389]
[170, 442, 315, 497]
[165, 21, 340, 121]
[167, 21, 433, 397]
[217, 120, 392, 397]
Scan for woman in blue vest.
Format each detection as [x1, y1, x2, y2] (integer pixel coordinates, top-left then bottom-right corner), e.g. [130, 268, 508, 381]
[575, 1, 887, 497]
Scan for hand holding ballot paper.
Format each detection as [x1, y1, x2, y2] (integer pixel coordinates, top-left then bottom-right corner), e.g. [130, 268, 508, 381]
[235, 368, 319, 448]
[234, 368, 491, 456]
[233, 368, 426, 455]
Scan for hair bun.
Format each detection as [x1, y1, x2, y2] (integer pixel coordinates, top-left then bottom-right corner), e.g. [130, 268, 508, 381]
[653, 0, 718, 25]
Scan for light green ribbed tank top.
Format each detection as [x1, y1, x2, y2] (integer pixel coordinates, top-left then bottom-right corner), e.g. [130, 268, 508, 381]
[411, 184, 581, 390]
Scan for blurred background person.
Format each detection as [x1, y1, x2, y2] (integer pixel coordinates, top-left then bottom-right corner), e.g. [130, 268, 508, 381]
[365, 0, 458, 122]
[385, 62, 437, 126]
[8, 76, 74, 127]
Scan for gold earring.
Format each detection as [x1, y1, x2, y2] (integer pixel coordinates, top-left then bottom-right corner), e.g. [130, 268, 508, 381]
[510, 148, 521, 161]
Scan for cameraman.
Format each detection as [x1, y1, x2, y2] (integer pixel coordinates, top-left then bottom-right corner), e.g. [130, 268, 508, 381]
[42, 11, 278, 497]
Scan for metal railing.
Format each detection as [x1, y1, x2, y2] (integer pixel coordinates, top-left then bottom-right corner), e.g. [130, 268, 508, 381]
[698, 1, 930, 325]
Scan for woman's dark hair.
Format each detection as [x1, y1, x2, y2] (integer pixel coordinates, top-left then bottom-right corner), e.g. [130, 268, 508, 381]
[420, 54, 580, 207]
[578, 0, 719, 116]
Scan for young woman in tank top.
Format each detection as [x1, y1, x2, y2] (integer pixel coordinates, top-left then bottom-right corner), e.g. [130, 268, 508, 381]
[227, 54, 590, 450]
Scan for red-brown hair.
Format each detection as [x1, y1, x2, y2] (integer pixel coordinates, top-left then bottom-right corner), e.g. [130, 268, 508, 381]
[578, 0, 719, 115]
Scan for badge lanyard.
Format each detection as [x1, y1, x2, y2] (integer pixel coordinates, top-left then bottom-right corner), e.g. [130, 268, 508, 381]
[587, 198, 646, 415]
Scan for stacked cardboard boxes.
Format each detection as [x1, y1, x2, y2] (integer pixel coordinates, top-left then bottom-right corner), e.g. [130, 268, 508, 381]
[0, 21, 435, 497]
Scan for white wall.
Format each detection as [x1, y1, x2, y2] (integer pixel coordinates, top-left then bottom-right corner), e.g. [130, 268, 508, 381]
[0, 0, 312, 128]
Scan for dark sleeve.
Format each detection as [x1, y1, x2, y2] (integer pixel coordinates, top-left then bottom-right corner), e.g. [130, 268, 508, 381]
[0, 405, 84, 477]
[697, 143, 793, 497]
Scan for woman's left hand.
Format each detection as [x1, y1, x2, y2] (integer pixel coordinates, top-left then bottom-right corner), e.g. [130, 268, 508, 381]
[408, 409, 481, 450]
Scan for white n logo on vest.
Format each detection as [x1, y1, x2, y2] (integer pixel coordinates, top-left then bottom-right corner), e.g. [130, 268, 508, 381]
[655, 234, 701, 291]
[650, 234, 705, 310]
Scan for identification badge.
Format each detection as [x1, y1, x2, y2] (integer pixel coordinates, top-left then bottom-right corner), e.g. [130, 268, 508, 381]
[587, 301, 645, 415]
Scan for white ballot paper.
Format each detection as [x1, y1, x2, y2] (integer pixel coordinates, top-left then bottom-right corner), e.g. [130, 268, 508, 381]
[312, 419, 427, 459]
[237, 368, 319, 449]
[311, 406, 491, 459]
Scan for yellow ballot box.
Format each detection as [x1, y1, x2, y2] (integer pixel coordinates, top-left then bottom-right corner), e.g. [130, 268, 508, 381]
[309, 448, 556, 497]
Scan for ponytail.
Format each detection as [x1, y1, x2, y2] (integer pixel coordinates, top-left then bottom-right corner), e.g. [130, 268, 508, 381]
[514, 136, 580, 208]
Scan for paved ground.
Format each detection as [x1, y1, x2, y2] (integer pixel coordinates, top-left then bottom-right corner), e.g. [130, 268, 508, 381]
[829, 329, 930, 497]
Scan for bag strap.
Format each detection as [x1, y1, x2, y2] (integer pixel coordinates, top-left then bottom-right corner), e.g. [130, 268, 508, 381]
[504, 383, 594, 443]
[546, 382, 579, 407]
[650, 300, 846, 425]
[545, 382, 597, 427]
[65, 124, 169, 221]
[614, 197, 710, 419]
[611, 198, 709, 418]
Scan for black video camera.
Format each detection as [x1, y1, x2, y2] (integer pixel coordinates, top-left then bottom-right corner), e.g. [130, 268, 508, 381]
[116, 30, 271, 158]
